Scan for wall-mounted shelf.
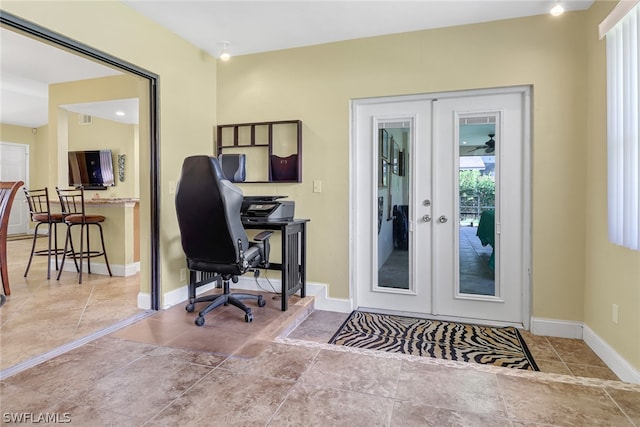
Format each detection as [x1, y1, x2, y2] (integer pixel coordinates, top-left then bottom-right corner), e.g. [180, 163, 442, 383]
[216, 120, 302, 183]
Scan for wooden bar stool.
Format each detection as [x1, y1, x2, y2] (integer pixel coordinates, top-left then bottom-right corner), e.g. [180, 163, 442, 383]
[56, 187, 112, 284]
[23, 187, 75, 279]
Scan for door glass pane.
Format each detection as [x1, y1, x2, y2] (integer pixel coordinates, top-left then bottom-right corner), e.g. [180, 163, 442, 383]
[377, 122, 410, 290]
[458, 116, 496, 296]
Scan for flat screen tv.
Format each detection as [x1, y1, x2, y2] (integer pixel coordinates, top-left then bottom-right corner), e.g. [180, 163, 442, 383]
[68, 149, 115, 189]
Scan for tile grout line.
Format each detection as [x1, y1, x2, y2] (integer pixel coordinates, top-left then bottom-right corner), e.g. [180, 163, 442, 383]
[602, 388, 638, 427]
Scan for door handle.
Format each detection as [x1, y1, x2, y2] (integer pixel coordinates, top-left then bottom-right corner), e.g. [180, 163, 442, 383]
[423, 214, 431, 222]
[438, 215, 448, 223]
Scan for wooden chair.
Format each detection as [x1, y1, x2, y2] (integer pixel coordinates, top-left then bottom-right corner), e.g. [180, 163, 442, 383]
[1, 181, 25, 297]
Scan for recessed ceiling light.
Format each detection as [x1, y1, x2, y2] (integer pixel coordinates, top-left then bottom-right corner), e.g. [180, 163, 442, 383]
[220, 41, 231, 61]
[550, 2, 564, 16]
[115, 111, 125, 116]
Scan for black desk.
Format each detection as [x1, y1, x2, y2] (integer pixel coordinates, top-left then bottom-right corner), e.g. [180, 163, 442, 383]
[242, 218, 309, 311]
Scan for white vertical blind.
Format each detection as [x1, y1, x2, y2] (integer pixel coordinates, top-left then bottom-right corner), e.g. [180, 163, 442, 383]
[605, 3, 640, 250]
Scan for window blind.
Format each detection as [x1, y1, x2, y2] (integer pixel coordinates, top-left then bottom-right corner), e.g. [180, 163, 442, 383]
[604, 2, 640, 251]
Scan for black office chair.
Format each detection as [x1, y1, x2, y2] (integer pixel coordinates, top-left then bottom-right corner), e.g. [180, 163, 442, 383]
[175, 155, 273, 325]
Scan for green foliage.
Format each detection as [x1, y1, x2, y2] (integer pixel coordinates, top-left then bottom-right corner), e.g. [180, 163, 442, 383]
[459, 170, 495, 209]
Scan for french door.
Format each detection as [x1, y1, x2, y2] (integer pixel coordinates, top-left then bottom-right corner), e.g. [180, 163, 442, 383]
[351, 87, 530, 326]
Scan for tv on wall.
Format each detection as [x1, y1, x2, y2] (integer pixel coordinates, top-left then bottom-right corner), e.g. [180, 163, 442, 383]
[68, 149, 115, 189]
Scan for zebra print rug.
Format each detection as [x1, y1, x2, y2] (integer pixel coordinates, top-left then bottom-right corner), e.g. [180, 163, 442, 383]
[329, 311, 539, 371]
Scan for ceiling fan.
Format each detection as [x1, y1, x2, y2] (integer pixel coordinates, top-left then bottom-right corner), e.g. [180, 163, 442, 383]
[471, 133, 495, 154]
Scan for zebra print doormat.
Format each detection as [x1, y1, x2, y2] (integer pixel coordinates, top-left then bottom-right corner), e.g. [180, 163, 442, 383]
[329, 311, 539, 371]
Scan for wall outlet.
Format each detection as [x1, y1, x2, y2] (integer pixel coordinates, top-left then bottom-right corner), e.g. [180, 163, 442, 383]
[313, 180, 322, 193]
[612, 304, 619, 324]
[180, 268, 186, 282]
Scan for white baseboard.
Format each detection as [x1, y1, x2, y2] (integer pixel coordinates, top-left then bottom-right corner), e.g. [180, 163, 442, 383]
[583, 324, 640, 384]
[137, 292, 151, 310]
[57, 260, 139, 277]
[531, 317, 640, 384]
[159, 275, 352, 313]
[530, 317, 583, 339]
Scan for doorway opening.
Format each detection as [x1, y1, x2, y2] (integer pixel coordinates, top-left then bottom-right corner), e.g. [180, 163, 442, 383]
[0, 11, 160, 375]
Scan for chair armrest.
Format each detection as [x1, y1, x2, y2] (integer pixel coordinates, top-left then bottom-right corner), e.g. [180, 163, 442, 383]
[251, 230, 273, 267]
[253, 231, 273, 241]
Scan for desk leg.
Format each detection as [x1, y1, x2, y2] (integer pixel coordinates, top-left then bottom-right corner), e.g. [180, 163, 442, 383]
[300, 223, 306, 298]
[281, 227, 288, 312]
[280, 223, 306, 312]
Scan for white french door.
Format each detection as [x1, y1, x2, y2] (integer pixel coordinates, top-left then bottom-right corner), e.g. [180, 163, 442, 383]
[351, 87, 530, 326]
[352, 98, 433, 314]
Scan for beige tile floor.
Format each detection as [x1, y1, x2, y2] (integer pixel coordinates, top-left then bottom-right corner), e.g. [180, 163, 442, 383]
[1, 236, 146, 371]
[1, 237, 639, 426]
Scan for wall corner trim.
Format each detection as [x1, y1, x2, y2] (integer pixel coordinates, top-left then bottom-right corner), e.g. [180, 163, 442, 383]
[531, 317, 640, 384]
[583, 324, 640, 384]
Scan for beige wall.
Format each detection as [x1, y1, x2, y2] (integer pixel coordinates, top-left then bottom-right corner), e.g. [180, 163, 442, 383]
[2, 1, 218, 301]
[66, 113, 137, 198]
[584, 1, 640, 370]
[50, 74, 144, 198]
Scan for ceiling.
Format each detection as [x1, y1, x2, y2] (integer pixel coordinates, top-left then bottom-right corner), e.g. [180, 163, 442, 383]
[1, 0, 594, 129]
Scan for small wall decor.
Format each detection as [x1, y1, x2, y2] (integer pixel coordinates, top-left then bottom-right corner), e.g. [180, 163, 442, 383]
[379, 129, 389, 161]
[378, 196, 384, 234]
[392, 140, 399, 175]
[118, 154, 126, 182]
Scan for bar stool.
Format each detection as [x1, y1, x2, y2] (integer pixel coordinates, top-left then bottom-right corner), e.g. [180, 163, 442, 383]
[56, 187, 112, 284]
[23, 187, 75, 279]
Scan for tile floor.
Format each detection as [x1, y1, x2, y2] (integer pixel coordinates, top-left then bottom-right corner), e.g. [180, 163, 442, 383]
[1, 238, 639, 426]
[1, 236, 146, 371]
[1, 294, 639, 426]
[379, 226, 495, 294]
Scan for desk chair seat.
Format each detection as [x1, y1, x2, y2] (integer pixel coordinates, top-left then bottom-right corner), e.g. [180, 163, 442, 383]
[56, 187, 112, 284]
[23, 187, 74, 279]
[176, 155, 273, 325]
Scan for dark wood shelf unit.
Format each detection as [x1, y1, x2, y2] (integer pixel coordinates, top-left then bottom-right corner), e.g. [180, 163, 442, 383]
[216, 120, 302, 183]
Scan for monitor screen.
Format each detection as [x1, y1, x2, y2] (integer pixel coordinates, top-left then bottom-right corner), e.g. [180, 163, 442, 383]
[68, 149, 115, 188]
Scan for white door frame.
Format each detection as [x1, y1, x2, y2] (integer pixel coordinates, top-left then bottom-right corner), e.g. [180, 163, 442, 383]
[350, 86, 531, 328]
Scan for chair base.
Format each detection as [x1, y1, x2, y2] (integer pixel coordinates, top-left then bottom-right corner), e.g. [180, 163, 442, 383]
[185, 279, 266, 325]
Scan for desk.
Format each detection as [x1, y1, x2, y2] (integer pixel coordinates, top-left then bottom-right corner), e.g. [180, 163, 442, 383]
[476, 210, 495, 271]
[243, 218, 309, 311]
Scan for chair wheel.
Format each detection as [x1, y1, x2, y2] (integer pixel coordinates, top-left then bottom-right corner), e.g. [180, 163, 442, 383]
[185, 303, 195, 313]
[195, 316, 205, 327]
[257, 296, 266, 307]
[245, 313, 253, 323]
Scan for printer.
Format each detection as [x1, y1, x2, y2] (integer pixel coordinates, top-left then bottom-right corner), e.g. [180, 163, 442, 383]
[241, 196, 295, 222]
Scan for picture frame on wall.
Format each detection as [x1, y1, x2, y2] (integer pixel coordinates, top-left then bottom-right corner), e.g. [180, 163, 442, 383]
[392, 140, 399, 175]
[379, 129, 389, 160]
[379, 158, 388, 187]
